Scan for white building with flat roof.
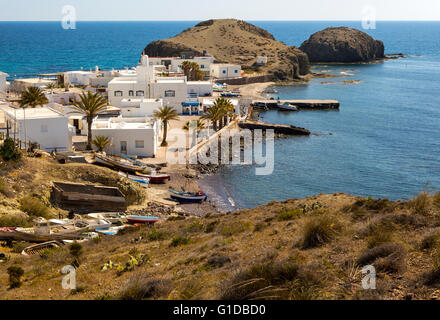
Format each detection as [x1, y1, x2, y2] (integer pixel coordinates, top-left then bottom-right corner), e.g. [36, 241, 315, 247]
[1, 106, 73, 152]
[92, 117, 161, 157]
[13, 78, 56, 92]
[210, 64, 242, 79]
[65, 71, 97, 86]
[119, 98, 163, 117]
[149, 56, 214, 77]
[108, 55, 212, 114]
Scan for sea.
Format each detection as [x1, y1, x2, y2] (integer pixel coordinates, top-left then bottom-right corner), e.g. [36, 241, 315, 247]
[0, 21, 439, 210]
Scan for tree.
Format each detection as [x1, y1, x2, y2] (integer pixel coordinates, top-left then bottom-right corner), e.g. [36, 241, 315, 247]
[181, 61, 204, 81]
[201, 105, 221, 132]
[19, 87, 49, 148]
[153, 106, 179, 147]
[213, 98, 235, 129]
[0, 137, 21, 162]
[92, 135, 111, 152]
[46, 83, 56, 94]
[182, 120, 206, 132]
[71, 92, 108, 150]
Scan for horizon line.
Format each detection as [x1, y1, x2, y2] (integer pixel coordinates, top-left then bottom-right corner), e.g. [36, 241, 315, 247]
[1, 19, 440, 22]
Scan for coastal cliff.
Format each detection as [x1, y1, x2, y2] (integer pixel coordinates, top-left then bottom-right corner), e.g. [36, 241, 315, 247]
[143, 19, 310, 80]
[300, 27, 385, 63]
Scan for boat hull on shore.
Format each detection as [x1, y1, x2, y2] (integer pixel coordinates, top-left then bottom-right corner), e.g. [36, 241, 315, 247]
[135, 172, 171, 184]
[170, 190, 208, 203]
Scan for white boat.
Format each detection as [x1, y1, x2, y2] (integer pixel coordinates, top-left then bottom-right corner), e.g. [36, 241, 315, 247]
[88, 212, 127, 225]
[277, 102, 298, 111]
[118, 171, 150, 185]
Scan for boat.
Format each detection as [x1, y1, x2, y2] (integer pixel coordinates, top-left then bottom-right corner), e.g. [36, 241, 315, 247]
[118, 172, 150, 185]
[277, 102, 298, 111]
[170, 190, 208, 203]
[221, 91, 240, 98]
[88, 212, 127, 225]
[135, 171, 171, 184]
[21, 241, 64, 256]
[121, 154, 153, 170]
[94, 153, 148, 174]
[73, 218, 113, 231]
[126, 215, 159, 225]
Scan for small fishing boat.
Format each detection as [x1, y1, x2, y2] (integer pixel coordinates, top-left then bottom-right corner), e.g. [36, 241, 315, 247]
[170, 190, 208, 203]
[135, 171, 171, 184]
[88, 212, 127, 225]
[95, 154, 147, 174]
[21, 241, 64, 256]
[126, 215, 159, 225]
[221, 91, 240, 98]
[118, 172, 150, 185]
[277, 102, 299, 111]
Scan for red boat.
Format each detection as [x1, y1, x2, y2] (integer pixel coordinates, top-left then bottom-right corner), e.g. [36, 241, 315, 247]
[135, 172, 171, 184]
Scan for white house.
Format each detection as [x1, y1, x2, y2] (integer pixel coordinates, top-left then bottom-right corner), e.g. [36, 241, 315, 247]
[92, 117, 161, 157]
[119, 98, 163, 117]
[210, 64, 242, 79]
[1, 106, 73, 152]
[108, 55, 211, 114]
[149, 56, 214, 77]
[256, 56, 268, 66]
[65, 71, 97, 86]
[13, 78, 56, 92]
[0, 72, 9, 92]
[187, 81, 213, 97]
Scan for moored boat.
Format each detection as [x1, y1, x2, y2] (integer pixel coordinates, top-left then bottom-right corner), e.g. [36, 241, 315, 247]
[170, 190, 208, 203]
[95, 154, 147, 174]
[277, 102, 299, 111]
[135, 171, 171, 184]
[118, 172, 150, 185]
[126, 215, 159, 224]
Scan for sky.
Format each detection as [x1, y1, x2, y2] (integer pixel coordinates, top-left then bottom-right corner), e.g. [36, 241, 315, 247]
[0, 0, 439, 21]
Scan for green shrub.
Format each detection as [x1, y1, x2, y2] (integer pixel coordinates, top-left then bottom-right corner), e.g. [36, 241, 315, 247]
[302, 215, 343, 249]
[408, 192, 432, 215]
[219, 221, 251, 237]
[19, 196, 50, 218]
[147, 228, 169, 241]
[11, 242, 28, 254]
[7, 266, 24, 289]
[69, 242, 83, 266]
[277, 209, 302, 221]
[0, 215, 32, 228]
[0, 137, 21, 162]
[119, 276, 173, 300]
[170, 236, 190, 247]
[185, 221, 204, 233]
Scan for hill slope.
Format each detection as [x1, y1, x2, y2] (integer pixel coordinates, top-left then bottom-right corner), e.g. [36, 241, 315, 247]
[143, 19, 310, 80]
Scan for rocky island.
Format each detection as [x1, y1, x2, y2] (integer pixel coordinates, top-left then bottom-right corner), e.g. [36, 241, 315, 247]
[300, 27, 385, 63]
[143, 19, 310, 81]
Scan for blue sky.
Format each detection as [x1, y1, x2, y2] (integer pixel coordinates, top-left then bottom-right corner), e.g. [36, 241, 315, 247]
[0, 0, 439, 21]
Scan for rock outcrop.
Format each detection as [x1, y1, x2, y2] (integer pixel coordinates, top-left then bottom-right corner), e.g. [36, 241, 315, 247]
[300, 27, 385, 63]
[143, 19, 310, 80]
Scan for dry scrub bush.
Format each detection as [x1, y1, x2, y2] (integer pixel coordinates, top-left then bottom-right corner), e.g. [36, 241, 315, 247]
[357, 243, 406, 274]
[408, 192, 432, 215]
[302, 214, 343, 249]
[119, 275, 173, 300]
[19, 195, 50, 218]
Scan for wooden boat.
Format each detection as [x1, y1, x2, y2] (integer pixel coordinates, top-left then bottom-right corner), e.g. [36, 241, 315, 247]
[118, 172, 149, 185]
[277, 102, 298, 111]
[0, 227, 88, 243]
[51, 181, 127, 212]
[170, 190, 208, 203]
[135, 171, 171, 184]
[88, 212, 127, 225]
[95, 154, 147, 174]
[126, 215, 159, 225]
[22, 241, 64, 256]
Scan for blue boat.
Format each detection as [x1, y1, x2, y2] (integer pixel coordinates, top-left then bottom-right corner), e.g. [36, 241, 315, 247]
[170, 190, 208, 203]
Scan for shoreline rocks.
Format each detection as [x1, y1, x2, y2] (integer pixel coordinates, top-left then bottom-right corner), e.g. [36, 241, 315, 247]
[300, 27, 385, 63]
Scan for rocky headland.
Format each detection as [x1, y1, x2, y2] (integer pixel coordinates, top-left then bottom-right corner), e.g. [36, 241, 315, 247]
[300, 27, 385, 63]
[143, 19, 310, 80]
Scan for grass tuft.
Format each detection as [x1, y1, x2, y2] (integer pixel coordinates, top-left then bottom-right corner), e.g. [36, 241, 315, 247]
[301, 215, 343, 249]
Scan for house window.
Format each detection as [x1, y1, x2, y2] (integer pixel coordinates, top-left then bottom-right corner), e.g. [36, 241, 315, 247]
[200, 64, 205, 69]
[165, 90, 175, 97]
[129, 90, 134, 96]
[41, 124, 48, 133]
[235, 70, 238, 73]
[135, 140, 144, 149]
[114, 91, 123, 97]
[222, 70, 226, 74]
[136, 90, 144, 96]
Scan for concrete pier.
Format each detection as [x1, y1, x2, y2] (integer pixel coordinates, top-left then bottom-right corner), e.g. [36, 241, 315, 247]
[239, 120, 311, 136]
[253, 99, 340, 110]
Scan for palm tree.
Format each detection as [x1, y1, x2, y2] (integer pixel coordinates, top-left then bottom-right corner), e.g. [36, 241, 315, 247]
[181, 61, 204, 81]
[181, 61, 192, 79]
[214, 98, 235, 129]
[182, 120, 206, 132]
[153, 106, 179, 147]
[46, 83, 56, 94]
[201, 105, 221, 132]
[71, 92, 108, 150]
[92, 136, 111, 152]
[19, 87, 49, 149]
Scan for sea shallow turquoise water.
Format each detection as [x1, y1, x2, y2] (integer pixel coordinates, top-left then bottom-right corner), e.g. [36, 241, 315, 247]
[0, 21, 438, 209]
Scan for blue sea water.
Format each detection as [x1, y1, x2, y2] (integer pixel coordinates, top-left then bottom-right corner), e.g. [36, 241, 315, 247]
[0, 21, 439, 208]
